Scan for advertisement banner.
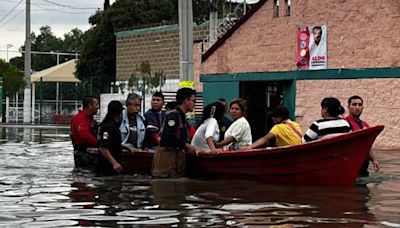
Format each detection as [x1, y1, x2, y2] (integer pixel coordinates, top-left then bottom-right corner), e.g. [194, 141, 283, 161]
[297, 25, 327, 70]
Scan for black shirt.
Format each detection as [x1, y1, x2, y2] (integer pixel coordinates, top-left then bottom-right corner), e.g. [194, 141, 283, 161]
[96, 118, 123, 175]
[159, 107, 188, 150]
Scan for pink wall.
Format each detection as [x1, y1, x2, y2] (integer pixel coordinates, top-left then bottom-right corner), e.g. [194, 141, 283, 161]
[296, 78, 400, 150]
[202, 0, 400, 74]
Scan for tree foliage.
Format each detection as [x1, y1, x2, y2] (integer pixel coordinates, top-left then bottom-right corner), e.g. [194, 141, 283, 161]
[119, 60, 166, 94]
[0, 59, 25, 97]
[10, 26, 83, 72]
[8, 26, 85, 100]
[76, 0, 210, 96]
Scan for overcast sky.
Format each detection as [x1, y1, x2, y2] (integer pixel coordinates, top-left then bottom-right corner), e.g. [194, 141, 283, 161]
[0, 0, 115, 61]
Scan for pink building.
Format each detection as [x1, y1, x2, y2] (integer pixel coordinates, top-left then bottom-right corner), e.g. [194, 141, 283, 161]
[200, 0, 400, 149]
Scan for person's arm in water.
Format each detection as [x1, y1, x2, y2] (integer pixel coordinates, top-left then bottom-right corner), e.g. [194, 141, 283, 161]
[99, 147, 123, 172]
[241, 132, 275, 150]
[369, 151, 380, 172]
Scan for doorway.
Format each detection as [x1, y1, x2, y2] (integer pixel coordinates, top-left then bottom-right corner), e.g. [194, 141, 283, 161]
[240, 81, 284, 141]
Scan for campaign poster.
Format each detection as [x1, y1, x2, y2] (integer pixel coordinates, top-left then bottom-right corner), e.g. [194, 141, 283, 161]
[297, 25, 327, 70]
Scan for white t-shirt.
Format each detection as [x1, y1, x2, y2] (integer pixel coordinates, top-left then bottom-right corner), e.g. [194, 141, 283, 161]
[224, 116, 252, 150]
[191, 118, 220, 152]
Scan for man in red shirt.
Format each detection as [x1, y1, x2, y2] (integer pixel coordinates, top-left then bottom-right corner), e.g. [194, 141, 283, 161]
[70, 96, 99, 168]
[344, 95, 380, 177]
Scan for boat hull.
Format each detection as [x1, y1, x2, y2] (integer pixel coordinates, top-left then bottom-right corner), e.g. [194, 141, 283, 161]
[121, 125, 384, 185]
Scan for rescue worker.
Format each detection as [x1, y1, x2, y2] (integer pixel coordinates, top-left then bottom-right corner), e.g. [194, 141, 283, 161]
[96, 100, 124, 175]
[152, 88, 197, 178]
[70, 96, 99, 168]
[143, 91, 166, 150]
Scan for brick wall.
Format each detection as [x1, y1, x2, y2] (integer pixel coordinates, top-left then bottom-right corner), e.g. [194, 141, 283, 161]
[116, 24, 208, 81]
[202, 0, 400, 74]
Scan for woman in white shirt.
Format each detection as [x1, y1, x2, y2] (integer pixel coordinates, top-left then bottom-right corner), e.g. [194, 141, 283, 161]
[191, 102, 225, 153]
[216, 98, 252, 151]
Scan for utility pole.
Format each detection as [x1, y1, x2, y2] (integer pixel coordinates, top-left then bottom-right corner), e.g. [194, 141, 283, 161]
[23, 0, 32, 123]
[178, 0, 194, 83]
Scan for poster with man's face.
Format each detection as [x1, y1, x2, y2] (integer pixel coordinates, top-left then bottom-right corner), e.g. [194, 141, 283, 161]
[296, 25, 327, 70]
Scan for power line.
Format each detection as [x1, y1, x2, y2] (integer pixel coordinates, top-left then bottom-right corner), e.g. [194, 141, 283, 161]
[2, 0, 100, 8]
[0, 8, 24, 28]
[41, 0, 100, 9]
[0, 0, 23, 24]
[33, 4, 98, 14]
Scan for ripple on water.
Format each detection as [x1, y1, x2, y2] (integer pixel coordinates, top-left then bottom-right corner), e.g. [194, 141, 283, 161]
[20, 220, 78, 228]
[117, 217, 180, 225]
[221, 202, 314, 211]
[116, 209, 180, 219]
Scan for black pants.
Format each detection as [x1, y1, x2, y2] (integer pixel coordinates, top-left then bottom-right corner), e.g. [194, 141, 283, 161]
[74, 150, 98, 169]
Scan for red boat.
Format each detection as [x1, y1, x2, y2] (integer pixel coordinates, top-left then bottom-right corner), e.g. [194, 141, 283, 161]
[121, 125, 384, 185]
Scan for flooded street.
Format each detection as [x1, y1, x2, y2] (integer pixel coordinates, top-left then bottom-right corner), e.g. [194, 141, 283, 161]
[0, 127, 399, 227]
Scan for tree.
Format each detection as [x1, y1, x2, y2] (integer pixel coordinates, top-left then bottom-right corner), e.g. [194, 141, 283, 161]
[76, 0, 210, 96]
[10, 26, 84, 72]
[9, 27, 85, 100]
[0, 60, 25, 98]
[121, 60, 166, 94]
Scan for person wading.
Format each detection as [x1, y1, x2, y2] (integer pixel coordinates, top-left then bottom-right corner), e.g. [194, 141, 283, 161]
[70, 96, 99, 168]
[152, 88, 197, 178]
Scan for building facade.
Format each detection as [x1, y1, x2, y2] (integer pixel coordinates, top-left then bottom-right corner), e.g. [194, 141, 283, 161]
[115, 23, 209, 92]
[201, 0, 400, 149]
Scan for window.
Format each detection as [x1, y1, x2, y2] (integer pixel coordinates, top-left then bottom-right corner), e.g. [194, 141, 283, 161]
[285, 0, 291, 16]
[273, 0, 279, 18]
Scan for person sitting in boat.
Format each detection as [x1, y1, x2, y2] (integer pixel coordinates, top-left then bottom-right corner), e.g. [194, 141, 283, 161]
[344, 95, 380, 176]
[191, 102, 225, 153]
[215, 98, 252, 150]
[70, 96, 99, 168]
[96, 100, 124, 175]
[152, 88, 197, 178]
[143, 91, 166, 150]
[120, 93, 146, 153]
[303, 97, 351, 142]
[241, 105, 302, 150]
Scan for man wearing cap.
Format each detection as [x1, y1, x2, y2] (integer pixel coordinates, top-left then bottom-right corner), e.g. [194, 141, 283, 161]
[152, 88, 197, 178]
[241, 105, 302, 150]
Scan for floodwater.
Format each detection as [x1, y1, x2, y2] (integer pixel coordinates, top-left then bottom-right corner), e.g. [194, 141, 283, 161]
[0, 127, 399, 227]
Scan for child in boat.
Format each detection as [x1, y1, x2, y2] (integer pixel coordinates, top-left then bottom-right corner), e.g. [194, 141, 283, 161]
[191, 102, 225, 153]
[241, 105, 302, 150]
[215, 98, 252, 151]
[303, 97, 351, 142]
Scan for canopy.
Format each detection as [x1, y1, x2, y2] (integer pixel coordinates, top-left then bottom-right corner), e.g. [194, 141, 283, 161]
[31, 59, 81, 83]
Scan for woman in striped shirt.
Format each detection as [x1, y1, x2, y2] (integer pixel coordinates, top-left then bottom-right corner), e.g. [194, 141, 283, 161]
[302, 97, 351, 142]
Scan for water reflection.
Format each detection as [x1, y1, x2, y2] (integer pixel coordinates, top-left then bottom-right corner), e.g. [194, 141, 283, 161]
[0, 126, 69, 144]
[0, 126, 399, 227]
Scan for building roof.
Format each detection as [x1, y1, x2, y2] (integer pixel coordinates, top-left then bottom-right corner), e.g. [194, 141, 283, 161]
[201, 0, 268, 62]
[31, 59, 81, 83]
